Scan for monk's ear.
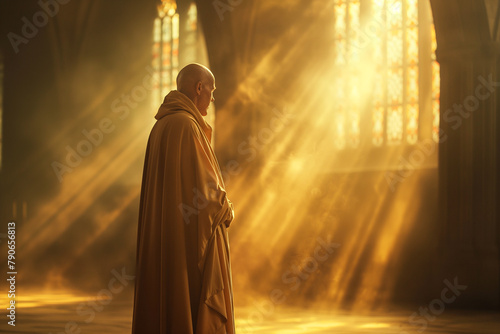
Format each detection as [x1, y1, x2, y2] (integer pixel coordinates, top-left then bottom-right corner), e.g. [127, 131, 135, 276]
[196, 81, 202, 95]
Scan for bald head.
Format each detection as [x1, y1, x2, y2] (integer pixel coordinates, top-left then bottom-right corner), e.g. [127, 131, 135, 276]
[176, 63, 215, 116]
[177, 64, 214, 95]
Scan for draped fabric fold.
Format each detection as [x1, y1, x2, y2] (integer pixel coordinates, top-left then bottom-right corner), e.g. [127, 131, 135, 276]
[132, 90, 235, 334]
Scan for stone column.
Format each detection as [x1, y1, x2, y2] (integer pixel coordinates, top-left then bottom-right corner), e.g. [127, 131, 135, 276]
[431, 0, 499, 307]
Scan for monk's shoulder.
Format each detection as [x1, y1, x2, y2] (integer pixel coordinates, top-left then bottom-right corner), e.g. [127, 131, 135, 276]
[164, 112, 193, 124]
[161, 113, 194, 129]
[162, 113, 201, 137]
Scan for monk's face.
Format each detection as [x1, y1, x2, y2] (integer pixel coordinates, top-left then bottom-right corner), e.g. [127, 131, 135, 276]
[196, 78, 215, 116]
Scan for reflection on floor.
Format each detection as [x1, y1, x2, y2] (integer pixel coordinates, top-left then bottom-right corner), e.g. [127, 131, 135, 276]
[7, 294, 500, 334]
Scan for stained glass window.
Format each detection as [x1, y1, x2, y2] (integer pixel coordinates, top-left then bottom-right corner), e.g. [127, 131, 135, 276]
[333, 0, 361, 149]
[184, 3, 198, 63]
[372, 0, 385, 146]
[386, 0, 405, 145]
[152, 1, 179, 109]
[151, 2, 216, 136]
[373, 0, 418, 145]
[172, 14, 180, 88]
[405, 0, 419, 144]
[184, 2, 216, 129]
[152, 18, 161, 109]
[334, 0, 440, 148]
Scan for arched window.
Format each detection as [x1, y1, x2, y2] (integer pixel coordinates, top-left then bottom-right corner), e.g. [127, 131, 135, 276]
[332, 0, 440, 150]
[152, 0, 180, 108]
[151, 1, 215, 132]
[183, 3, 198, 64]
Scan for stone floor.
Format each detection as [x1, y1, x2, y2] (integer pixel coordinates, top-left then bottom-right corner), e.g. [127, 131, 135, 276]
[4, 297, 500, 333]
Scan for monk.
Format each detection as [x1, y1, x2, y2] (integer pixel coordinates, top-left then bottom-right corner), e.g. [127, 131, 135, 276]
[132, 64, 235, 334]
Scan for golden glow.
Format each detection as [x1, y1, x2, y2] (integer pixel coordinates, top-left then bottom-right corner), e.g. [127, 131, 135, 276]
[287, 157, 305, 174]
[13, 0, 441, 325]
[233, 305, 433, 333]
[16, 59, 153, 293]
[8, 299, 496, 333]
[358, 322, 391, 328]
[0, 291, 98, 309]
[158, 0, 177, 18]
[211, 0, 439, 314]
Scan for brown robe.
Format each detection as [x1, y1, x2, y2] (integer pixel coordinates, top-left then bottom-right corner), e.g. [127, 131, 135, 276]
[132, 90, 235, 334]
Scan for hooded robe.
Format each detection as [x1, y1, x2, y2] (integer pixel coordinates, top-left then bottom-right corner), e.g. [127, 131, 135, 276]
[132, 90, 235, 334]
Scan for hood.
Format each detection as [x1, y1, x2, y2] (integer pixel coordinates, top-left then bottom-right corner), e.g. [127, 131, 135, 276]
[155, 90, 213, 142]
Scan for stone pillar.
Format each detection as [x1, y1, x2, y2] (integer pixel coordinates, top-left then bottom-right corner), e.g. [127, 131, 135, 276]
[431, 0, 499, 308]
